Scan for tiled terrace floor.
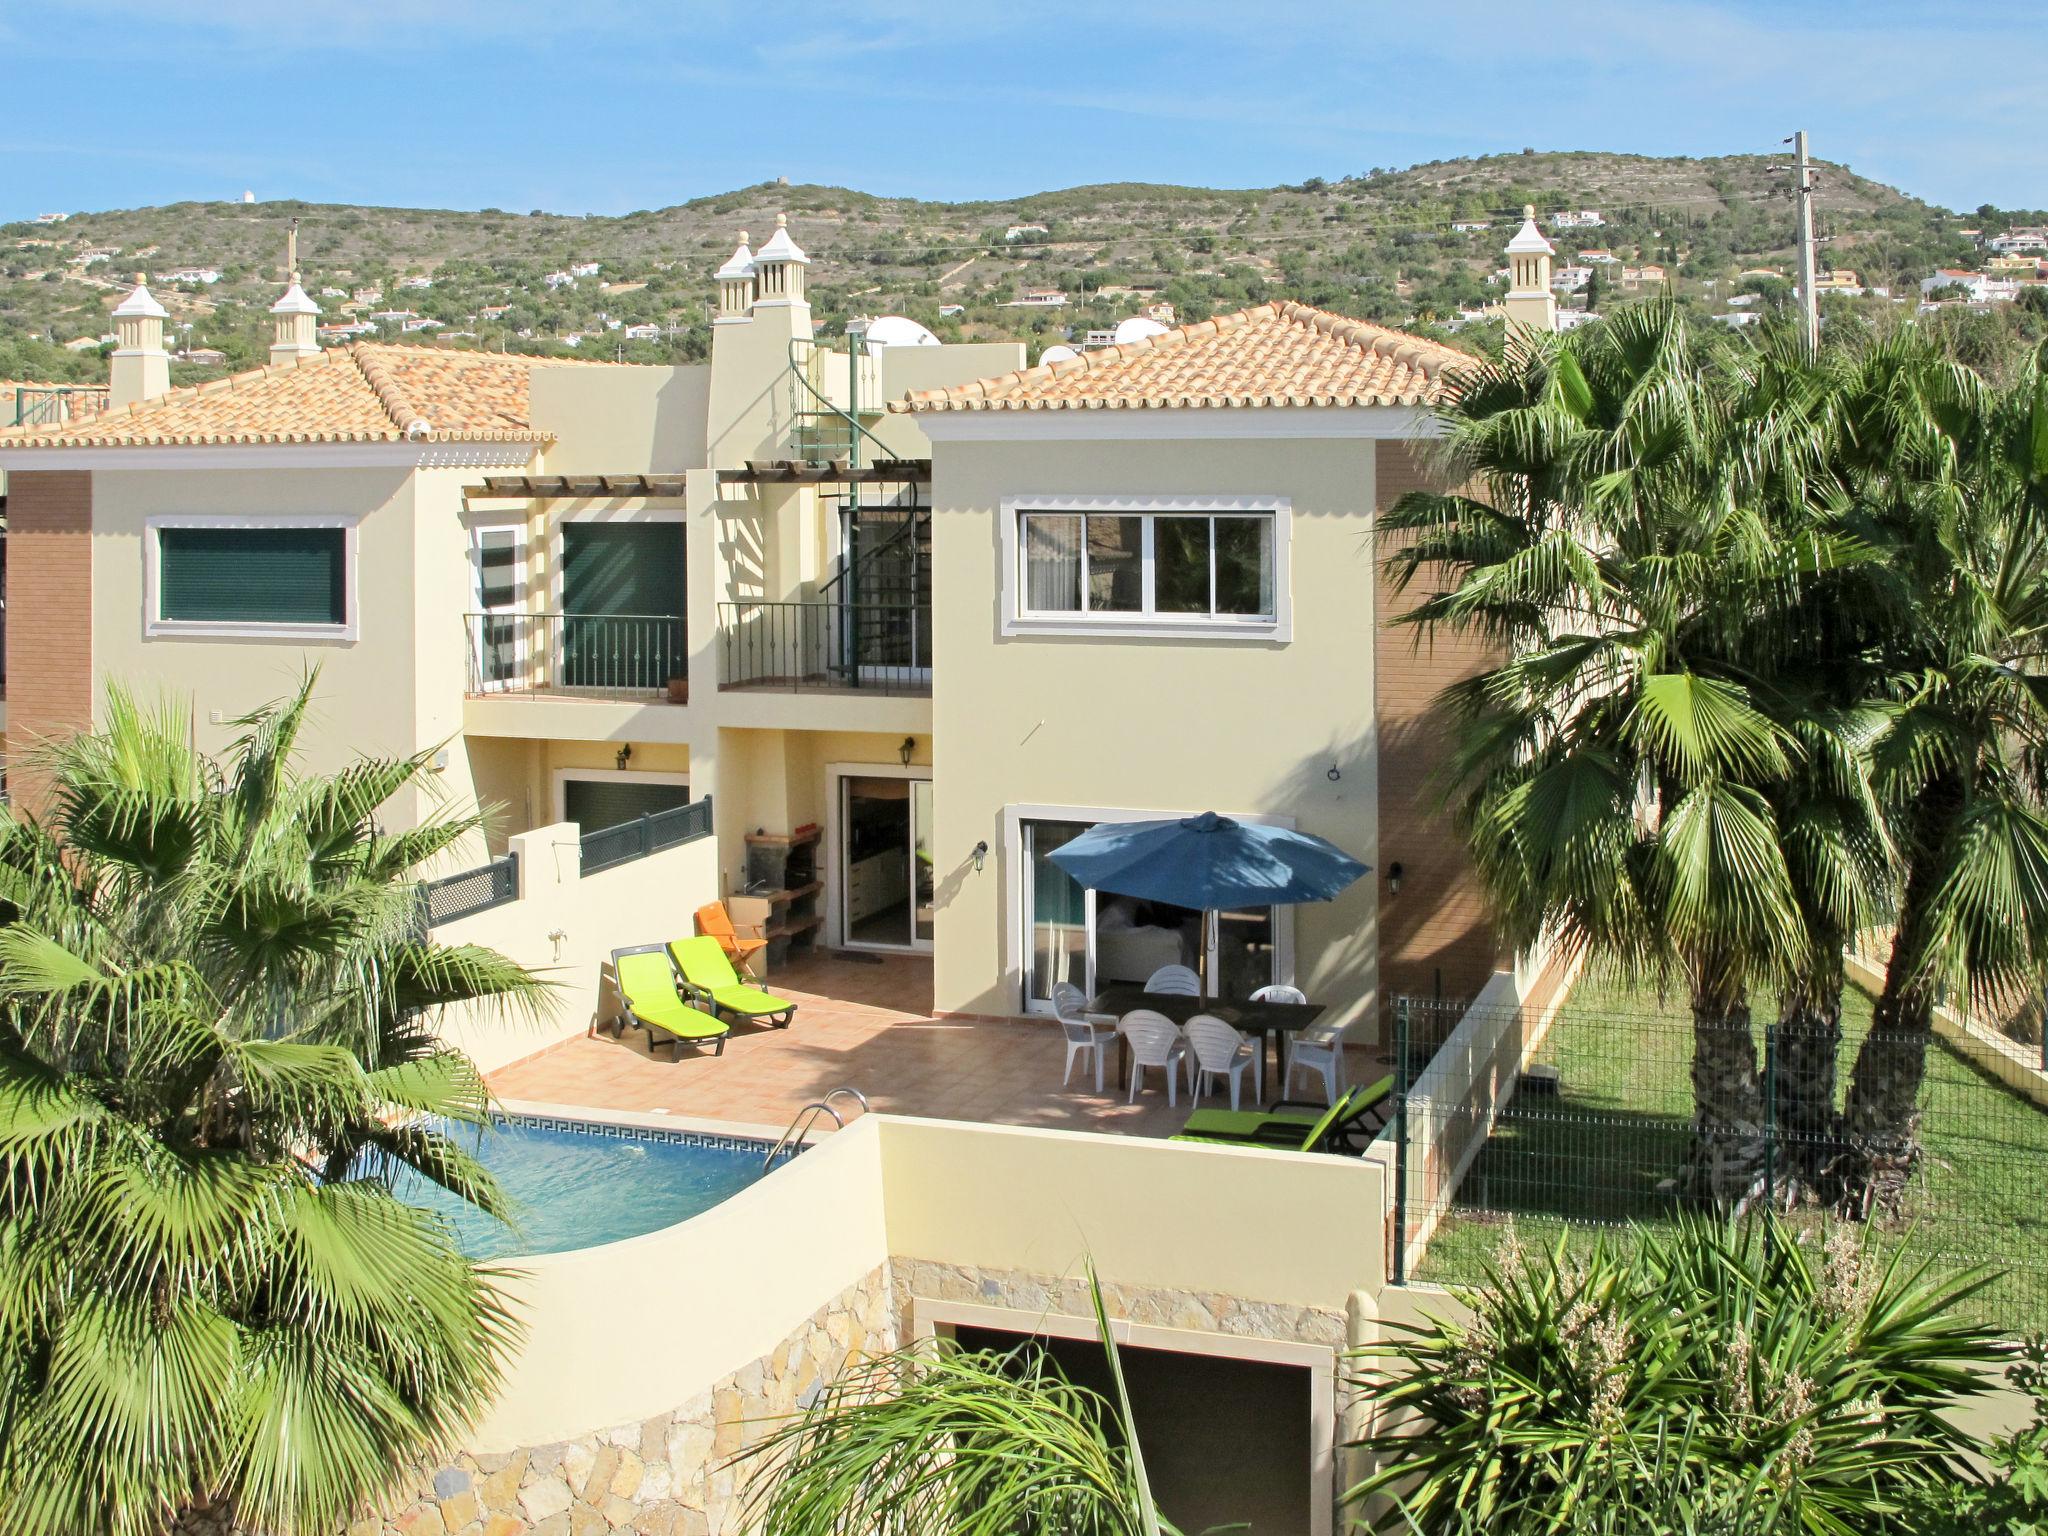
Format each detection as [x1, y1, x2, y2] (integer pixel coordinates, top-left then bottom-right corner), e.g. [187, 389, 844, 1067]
[487, 949, 1383, 1141]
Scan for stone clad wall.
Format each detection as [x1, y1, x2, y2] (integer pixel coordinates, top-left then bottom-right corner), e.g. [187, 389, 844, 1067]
[208, 1253, 1347, 1535]
[355, 1263, 895, 1536]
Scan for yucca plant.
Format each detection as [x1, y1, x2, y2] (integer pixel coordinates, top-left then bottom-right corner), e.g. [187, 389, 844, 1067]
[0, 680, 549, 1535]
[737, 1266, 1180, 1535]
[1347, 1215, 2002, 1535]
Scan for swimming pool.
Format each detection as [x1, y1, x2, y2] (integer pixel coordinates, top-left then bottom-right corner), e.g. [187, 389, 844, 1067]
[399, 1114, 787, 1259]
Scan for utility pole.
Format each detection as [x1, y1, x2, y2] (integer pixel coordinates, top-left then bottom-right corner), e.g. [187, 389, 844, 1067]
[1790, 131, 1820, 354]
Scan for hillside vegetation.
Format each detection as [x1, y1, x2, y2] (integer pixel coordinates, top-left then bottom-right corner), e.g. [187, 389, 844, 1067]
[0, 150, 2011, 386]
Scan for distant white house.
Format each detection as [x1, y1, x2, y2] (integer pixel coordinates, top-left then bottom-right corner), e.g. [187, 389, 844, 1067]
[544, 271, 576, 290]
[33, 212, 69, 224]
[1922, 269, 2017, 303]
[176, 346, 227, 365]
[480, 304, 513, 320]
[74, 248, 118, 267]
[317, 320, 378, 340]
[400, 316, 442, 333]
[399, 275, 433, 290]
[938, 304, 965, 317]
[1727, 293, 1758, 308]
[1713, 311, 1761, 329]
[352, 287, 383, 304]
[1577, 248, 1620, 264]
[1450, 220, 1491, 233]
[622, 323, 662, 340]
[1988, 229, 2048, 255]
[1550, 264, 1592, 293]
[1004, 224, 1050, 241]
[163, 267, 222, 285]
[1555, 309, 1601, 331]
[1548, 209, 1605, 230]
[1621, 263, 1667, 286]
[562, 333, 584, 347]
[320, 286, 347, 298]
[366, 309, 420, 325]
[569, 261, 601, 279]
[1001, 290, 1068, 308]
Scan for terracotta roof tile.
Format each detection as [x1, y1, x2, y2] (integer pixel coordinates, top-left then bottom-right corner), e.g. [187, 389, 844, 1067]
[892, 300, 1472, 413]
[0, 344, 640, 448]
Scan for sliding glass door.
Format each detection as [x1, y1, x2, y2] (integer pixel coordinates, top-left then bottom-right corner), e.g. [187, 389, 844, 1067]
[841, 774, 934, 952]
[1020, 816, 1281, 1009]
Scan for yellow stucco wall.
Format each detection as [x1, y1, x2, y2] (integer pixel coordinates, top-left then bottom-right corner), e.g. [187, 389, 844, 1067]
[926, 434, 1384, 1029]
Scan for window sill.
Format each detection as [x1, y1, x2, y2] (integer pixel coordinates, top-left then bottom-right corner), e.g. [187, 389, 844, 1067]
[1002, 613, 1289, 642]
[147, 619, 358, 643]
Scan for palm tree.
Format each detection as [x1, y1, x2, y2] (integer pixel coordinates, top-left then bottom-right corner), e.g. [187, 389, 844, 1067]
[1825, 334, 2048, 1206]
[1383, 304, 1847, 1205]
[0, 680, 548, 1536]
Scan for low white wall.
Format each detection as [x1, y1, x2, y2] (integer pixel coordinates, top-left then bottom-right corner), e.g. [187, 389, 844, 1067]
[1366, 947, 1583, 1278]
[430, 820, 721, 1074]
[877, 1115, 1384, 1312]
[469, 1117, 890, 1451]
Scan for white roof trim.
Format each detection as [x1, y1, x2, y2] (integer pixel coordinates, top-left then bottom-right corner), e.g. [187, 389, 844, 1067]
[915, 404, 1439, 442]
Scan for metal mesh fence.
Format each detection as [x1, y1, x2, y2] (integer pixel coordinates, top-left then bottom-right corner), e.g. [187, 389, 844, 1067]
[1389, 981, 2048, 1333]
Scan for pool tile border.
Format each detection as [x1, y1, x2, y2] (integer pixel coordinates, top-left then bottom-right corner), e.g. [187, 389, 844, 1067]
[496, 1109, 784, 1160]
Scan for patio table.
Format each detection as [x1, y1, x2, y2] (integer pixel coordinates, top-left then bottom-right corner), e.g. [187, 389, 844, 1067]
[1089, 983, 1327, 1105]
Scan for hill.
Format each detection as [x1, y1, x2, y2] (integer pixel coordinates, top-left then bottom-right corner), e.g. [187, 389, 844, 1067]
[0, 150, 1996, 386]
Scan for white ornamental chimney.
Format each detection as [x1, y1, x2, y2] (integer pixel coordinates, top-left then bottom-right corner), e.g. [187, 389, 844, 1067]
[109, 280, 171, 408]
[750, 214, 809, 308]
[270, 283, 321, 366]
[714, 232, 755, 322]
[1503, 205, 1558, 335]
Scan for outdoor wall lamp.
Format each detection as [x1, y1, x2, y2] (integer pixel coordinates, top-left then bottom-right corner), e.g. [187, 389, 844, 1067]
[615, 743, 634, 771]
[899, 736, 917, 766]
[1387, 861, 1404, 895]
[972, 840, 989, 873]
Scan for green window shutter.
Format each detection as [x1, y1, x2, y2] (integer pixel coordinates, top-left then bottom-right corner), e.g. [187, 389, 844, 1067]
[563, 777, 691, 835]
[560, 524, 684, 617]
[559, 525, 685, 689]
[159, 526, 347, 625]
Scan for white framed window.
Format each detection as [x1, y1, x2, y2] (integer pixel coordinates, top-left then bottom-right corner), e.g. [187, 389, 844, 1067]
[468, 523, 527, 692]
[1000, 495, 1291, 639]
[145, 513, 361, 641]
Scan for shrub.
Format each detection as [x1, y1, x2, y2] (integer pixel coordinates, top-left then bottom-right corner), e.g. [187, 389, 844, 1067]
[1346, 1214, 2004, 1534]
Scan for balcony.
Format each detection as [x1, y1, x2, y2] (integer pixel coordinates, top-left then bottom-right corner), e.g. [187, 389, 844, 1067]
[465, 612, 686, 702]
[717, 600, 931, 697]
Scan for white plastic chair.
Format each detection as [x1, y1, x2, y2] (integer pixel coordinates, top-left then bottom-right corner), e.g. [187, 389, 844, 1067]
[1185, 1013, 1262, 1111]
[1119, 1009, 1189, 1106]
[1285, 1018, 1349, 1105]
[1052, 981, 1118, 1093]
[1144, 964, 1201, 997]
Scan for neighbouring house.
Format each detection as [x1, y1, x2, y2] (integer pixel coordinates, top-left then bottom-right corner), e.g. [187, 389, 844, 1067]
[367, 308, 421, 326]
[544, 270, 576, 289]
[1712, 311, 1761, 329]
[623, 323, 662, 340]
[1450, 220, 1490, 233]
[352, 286, 383, 304]
[1922, 269, 2018, 303]
[1003, 223, 1049, 241]
[1621, 263, 1667, 286]
[481, 304, 514, 320]
[938, 303, 965, 316]
[401, 316, 442, 333]
[32, 212, 68, 224]
[1550, 264, 1592, 292]
[1547, 209, 1604, 229]
[162, 267, 222, 285]
[570, 261, 602, 279]
[400, 275, 434, 290]
[1576, 248, 1619, 264]
[1988, 228, 2048, 255]
[174, 347, 226, 365]
[1002, 289, 1068, 308]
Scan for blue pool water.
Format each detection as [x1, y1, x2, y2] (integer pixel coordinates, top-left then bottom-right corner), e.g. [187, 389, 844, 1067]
[399, 1115, 782, 1259]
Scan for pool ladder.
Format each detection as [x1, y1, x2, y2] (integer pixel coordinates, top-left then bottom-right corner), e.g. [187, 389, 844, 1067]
[765, 1086, 869, 1168]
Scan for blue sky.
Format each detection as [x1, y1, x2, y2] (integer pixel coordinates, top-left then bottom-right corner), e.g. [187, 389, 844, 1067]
[4, 0, 2041, 220]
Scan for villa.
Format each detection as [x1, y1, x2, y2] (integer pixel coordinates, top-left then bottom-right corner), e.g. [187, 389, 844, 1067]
[0, 214, 1585, 1535]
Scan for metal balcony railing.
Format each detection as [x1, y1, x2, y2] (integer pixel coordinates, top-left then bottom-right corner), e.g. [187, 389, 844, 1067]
[717, 600, 932, 696]
[6, 385, 108, 429]
[465, 612, 687, 701]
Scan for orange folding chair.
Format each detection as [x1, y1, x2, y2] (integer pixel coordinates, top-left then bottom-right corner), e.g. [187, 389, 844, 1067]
[695, 900, 769, 980]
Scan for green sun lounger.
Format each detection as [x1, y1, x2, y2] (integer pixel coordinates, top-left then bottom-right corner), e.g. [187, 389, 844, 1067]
[1173, 1075, 1395, 1155]
[610, 945, 730, 1058]
[668, 935, 798, 1029]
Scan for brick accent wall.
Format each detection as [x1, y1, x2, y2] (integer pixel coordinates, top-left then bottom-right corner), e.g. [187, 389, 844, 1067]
[7, 471, 94, 817]
[1373, 442, 1504, 1003]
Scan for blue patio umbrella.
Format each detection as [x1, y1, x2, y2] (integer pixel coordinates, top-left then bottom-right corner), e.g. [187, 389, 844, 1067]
[1047, 812, 1369, 996]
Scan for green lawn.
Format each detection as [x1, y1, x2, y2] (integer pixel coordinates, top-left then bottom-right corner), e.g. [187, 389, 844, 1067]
[1414, 976, 2048, 1331]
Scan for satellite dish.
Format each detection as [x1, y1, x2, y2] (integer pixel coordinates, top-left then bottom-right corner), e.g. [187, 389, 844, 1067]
[861, 315, 940, 348]
[1111, 316, 1170, 345]
[1038, 344, 1080, 365]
